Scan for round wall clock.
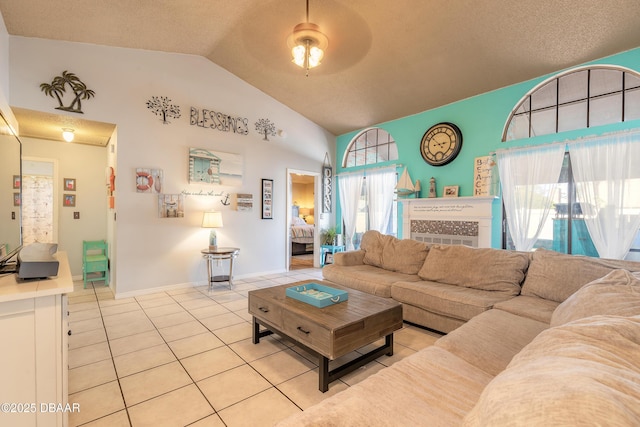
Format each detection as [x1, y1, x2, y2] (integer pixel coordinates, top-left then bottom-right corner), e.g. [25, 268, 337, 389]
[420, 122, 463, 166]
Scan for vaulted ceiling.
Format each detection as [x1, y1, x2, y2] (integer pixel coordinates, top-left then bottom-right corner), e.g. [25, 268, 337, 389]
[2, 0, 640, 137]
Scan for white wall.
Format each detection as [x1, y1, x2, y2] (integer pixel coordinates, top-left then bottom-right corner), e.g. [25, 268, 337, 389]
[9, 36, 335, 296]
[0, 11, 16, 130]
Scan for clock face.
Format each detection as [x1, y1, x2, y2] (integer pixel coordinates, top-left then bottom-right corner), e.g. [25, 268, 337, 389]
[420, 122, 463, 166]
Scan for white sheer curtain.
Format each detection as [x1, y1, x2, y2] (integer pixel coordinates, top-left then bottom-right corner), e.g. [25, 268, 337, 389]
[497, 144, 565, 251]
[338, 171, 364, 250]
[569, 134, 640, 259]
[365, 167, 396, 233]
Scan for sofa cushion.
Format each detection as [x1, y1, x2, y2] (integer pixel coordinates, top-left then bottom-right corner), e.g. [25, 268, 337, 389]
[360, 230, 392, 268]
[521, 248, 640, 303]
[417, 245, 528, 295]
[550, 269, 640, 327]
[436, 309, 548, 376]
[464, 315, 640, 427]
[391, 280, 515, 322]
[322, 264, 420, 298]
[381, 237, 430, 275]
[277, 346, 494, 427]
[493, 295, 559, 324]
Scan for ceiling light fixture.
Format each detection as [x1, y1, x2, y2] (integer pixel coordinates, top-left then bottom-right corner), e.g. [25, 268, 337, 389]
[287, 0, 328, 77]
[62, 128, 75, 142]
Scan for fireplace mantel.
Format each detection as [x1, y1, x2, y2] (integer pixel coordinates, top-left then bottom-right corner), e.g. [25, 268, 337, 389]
[400, 196, 497, 247]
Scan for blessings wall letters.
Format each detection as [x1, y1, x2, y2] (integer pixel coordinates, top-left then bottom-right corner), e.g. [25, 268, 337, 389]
[190, 106, 249, 135]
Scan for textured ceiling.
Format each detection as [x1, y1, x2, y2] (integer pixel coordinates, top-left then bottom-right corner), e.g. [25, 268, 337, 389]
[2, 0, 640, 138]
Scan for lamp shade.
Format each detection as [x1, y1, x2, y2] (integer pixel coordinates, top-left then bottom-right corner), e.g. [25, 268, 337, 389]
[299, 207, 311, 216]
[202, 211, 223, 228]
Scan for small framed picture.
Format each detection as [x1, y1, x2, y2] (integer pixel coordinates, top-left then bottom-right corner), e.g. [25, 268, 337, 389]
[63, 194, 76, 207]
[324, 252, 334, 265]
[13, 192, 20, 206]
[12, 175, 20, 189]
[261, 178, 273, 219]
[64, 178, 76, 191]
[443, 185, 459, 198]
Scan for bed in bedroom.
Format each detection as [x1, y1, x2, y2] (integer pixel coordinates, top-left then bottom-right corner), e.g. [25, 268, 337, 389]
[291, 216, 314, 255]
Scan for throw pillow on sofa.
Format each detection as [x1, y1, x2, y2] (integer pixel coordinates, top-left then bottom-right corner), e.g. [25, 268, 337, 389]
[417, 245, 529, 295]
[463, 315, 640, 426]
[521, 248, 640, 303]
[360, 230, 393, 268]
[381, 237, 430, 275]
[550, 269, 640, 327]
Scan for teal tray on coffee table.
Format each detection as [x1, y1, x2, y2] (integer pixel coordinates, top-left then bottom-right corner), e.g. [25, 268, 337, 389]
[285, 282, 348, 308]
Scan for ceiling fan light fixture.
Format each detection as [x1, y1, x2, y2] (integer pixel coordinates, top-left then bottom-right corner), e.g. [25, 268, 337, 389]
[287, 1, 328, 76]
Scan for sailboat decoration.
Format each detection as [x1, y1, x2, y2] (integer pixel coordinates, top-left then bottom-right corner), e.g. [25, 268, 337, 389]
[395, 167, 421, 197]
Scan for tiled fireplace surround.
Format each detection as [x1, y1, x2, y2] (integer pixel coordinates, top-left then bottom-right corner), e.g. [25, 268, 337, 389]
[400, 196, 496, 247]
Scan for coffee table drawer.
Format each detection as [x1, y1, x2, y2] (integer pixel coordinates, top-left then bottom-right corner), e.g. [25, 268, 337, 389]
[249, 295, 283, 329]
[283, 311, 330, 356]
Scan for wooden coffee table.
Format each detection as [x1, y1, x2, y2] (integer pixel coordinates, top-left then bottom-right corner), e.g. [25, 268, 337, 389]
[248, 280, 403, 392]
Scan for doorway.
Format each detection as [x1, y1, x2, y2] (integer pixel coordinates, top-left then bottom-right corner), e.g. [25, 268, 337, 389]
[21, 157, 58, 244]
[287, 169, 320, 270]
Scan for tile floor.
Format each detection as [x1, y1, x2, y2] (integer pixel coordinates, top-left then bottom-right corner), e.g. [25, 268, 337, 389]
[67, 268, 442, 427]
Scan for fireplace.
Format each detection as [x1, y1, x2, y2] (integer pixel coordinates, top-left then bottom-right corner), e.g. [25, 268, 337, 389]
[400, 197, 497, 248]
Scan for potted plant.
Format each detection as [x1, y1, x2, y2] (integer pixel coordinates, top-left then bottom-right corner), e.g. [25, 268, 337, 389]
[321, 227, 338, 246]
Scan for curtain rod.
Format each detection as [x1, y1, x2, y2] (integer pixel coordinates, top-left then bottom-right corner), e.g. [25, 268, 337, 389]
[335, 163, 402, 178]
[493, 126, 640, 156]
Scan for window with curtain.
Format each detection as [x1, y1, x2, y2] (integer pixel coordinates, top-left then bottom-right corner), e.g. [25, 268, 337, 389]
[503, 138, 640, 260]
[339, 167, 397, 250]
[502, 65, 640, 260]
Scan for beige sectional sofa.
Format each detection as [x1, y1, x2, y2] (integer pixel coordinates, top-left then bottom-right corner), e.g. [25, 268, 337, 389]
[277, 231, 640, 426]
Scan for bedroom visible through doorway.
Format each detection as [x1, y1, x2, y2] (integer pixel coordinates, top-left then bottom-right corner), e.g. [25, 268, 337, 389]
[288, 171, 318, 270]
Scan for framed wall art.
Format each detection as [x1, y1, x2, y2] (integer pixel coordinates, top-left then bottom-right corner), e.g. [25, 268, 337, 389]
[64, 178, 76, 191]
[63, 194, 76, 207]
[322, 165, 332, 213]
[12, 175, 20, 189]
[136, 168, 163, 193]
[443, 185, 459, 198]
[158, 194, 185, 218]
[261, 179, 273, 219]
[188, 147, 243, 186]
[13, 192, 20, 206]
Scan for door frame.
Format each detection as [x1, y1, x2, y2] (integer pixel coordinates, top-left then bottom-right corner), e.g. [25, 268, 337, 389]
[286, 168, 321, 270]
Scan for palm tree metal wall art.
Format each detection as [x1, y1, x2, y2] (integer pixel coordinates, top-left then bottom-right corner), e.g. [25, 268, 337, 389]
[40, 70, 95, 114]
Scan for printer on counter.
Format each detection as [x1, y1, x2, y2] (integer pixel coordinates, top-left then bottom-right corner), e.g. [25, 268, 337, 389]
[17, 242, 60, 279]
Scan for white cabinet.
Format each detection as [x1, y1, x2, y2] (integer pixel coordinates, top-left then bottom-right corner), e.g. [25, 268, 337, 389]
[0, 252, 72, 427]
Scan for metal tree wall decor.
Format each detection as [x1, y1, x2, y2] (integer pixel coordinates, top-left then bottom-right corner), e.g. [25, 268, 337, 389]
[255, 118, 276, 141]
[40, 70, 95, 114]
[147, 96, 181, 124]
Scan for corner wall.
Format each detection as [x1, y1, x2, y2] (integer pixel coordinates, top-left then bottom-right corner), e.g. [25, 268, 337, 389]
[9, 37, 335, 296]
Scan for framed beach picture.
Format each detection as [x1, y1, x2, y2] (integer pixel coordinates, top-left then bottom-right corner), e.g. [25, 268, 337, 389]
[443, 185, 459, 198]
[262, 179, 273, 219]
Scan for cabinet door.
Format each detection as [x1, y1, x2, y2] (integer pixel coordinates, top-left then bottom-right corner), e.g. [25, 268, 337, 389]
[0, 299, 37, 427]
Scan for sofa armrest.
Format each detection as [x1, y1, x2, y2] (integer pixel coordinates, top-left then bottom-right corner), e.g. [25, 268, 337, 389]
[333, 250, 365, 266]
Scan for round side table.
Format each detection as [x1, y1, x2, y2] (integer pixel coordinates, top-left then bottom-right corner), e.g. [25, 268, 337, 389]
[201, 247, 240, 290]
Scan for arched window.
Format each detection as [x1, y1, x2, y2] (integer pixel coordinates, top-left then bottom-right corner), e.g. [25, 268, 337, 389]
[503, 65, 640, 141]
[342, 128, 398, 167]
[500, 65, 640, 261]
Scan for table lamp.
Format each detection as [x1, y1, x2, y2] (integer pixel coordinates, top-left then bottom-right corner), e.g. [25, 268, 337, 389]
[202, 211, 223, 250]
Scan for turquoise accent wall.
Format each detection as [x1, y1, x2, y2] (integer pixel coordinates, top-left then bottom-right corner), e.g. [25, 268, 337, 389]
[336, 47, 640, 248]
